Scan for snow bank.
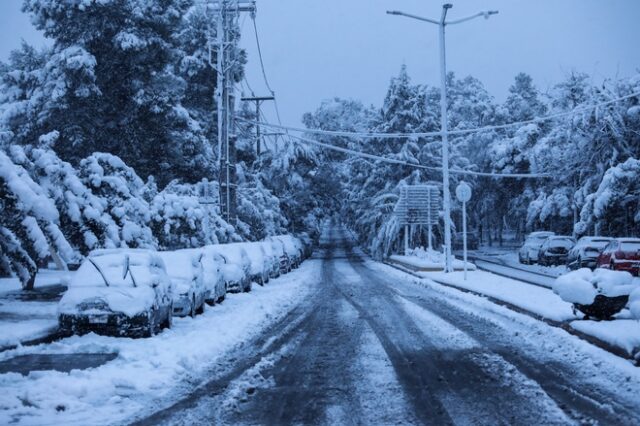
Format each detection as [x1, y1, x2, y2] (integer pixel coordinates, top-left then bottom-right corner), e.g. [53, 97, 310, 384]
[390, 247, 476, 271]
[553, 268, 639, 305]
[630, 287, 640, 319]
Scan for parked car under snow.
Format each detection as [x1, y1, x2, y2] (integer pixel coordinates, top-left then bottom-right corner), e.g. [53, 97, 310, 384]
[158, 251, 207, 317]
[518, 231, 555, 264]
[537, 236, 575, 266]
[58, 250, 173, 338]
[596, 238, 640, 276]
[206, 244, 252, 293]
[273, 235, 304, 269]
[567, 236, 613, 270]
[182, 248, 226, 306]
[228, 242, 271, 285]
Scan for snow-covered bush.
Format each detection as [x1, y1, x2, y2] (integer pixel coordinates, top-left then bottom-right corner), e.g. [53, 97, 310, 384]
[79, 153, 155, 249]
[553, 268, 639, 305]
[150, 180, 238, 250]
[0, 150, 75, 288]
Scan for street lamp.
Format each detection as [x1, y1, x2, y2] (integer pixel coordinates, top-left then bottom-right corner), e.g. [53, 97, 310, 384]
[387, 4, 498, 273]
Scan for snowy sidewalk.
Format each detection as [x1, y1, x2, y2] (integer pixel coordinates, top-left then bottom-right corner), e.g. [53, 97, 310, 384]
[389, 264, 640, 360]
[0, 270, 69, 351]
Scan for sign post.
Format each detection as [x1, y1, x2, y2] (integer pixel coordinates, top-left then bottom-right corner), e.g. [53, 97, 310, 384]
[455, 182, 472, 280]
[394, 185, 441, 255]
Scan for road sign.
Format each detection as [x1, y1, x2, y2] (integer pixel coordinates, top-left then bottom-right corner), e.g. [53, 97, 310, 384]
[455, 181, 472, 280]
[456, 181, 472, 203]
[394, 185, 441, 226]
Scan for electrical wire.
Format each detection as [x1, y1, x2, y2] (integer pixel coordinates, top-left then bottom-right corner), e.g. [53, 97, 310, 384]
[238, 91, 640, 140]
[251, 14, 275, 95]
[286, 134, 550, 179]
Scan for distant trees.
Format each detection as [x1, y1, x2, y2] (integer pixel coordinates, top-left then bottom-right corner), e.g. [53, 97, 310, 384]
[303, 66, 640, 254]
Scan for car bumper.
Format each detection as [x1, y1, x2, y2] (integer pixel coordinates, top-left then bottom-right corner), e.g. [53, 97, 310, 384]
[172, 295, 192, 316]
[59, 312, 152, 338]
[612, 261, 640, 276]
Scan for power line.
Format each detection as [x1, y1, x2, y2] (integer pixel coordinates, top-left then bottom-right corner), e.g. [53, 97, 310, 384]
[251, 13, 275, 95]
[238, 91, 640, 140]
[286, 134, 550, 179]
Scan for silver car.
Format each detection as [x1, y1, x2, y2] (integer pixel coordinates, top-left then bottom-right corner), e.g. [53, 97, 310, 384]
[518, 231, 555, 264]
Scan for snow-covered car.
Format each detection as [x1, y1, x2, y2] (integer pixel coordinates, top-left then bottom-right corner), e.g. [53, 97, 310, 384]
[206, 244, 252, 293]
[260, 240, 282, 279]
[157, 251, 207, 317]
[268, 237, 292, 274]
[567, 236, 613, 270]
[273, 235, 304, 269]
[297, 232, 316, 259]
[518, 231, 555, 264]
[58, 250, 173, 338]
[537, 236, 575, 266]
[596, 238, 640, 276]
[228, 242, 271, 285]
[183, 248, 226, 306]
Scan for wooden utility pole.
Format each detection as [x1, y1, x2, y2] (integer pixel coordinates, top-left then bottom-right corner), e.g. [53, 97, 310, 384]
[240, 95, 274, 157]
[212, 0, 256, 225]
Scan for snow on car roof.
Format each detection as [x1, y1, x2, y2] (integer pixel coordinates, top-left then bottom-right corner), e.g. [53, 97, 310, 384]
[69, 251, 165, 288]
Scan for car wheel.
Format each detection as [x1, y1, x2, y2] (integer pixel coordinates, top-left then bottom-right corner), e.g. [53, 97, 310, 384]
[196, 299, 205, 315]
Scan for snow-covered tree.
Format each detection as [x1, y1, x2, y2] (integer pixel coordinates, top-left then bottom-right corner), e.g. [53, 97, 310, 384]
[79, 153, 155, 248]
[0, 150, 75, 288]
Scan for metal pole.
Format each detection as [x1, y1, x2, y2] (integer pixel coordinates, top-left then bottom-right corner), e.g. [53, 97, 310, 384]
[463, 200, 468, 280]
[404, 225, 409, 255]
[256, 100, 261, 156]
[439, 4, 453, 273]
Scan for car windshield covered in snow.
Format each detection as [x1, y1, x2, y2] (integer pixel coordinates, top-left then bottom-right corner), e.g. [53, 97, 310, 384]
[575, 237, 612, 250]
[69, 250, 166, 288]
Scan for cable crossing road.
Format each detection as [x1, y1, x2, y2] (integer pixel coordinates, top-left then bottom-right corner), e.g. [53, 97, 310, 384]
[133, 225, 640, 426]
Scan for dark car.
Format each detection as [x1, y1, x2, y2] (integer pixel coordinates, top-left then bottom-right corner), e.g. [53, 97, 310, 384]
[452, 231, 479, 251]
[596, 238, 640, 276]
[567, 236, 613, 270]
[58, 250, 173, 338]
[537, 236, 576, 266]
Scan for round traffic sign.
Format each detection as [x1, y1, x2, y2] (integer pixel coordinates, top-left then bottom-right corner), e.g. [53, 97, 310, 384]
[456, 181, 472, 203]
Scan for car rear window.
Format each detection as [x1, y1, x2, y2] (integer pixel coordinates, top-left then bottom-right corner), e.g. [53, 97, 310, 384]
[550, 239, 573, 248]
[620, 242, 640, 252]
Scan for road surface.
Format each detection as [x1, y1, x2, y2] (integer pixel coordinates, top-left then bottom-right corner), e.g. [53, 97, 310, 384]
[134, 225, 640, 426]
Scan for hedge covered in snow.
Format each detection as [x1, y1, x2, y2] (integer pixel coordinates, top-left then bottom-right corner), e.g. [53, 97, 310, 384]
[553, 268, 639, 305]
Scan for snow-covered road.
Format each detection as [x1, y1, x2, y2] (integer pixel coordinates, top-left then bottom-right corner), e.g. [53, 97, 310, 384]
[134, 226, 640, 425]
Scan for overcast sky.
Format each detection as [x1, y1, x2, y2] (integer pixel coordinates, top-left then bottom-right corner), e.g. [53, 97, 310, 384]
[1, 0, 639, 126]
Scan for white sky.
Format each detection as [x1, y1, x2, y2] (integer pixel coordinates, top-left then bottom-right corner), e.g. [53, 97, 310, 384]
[2, 0, 639, 126]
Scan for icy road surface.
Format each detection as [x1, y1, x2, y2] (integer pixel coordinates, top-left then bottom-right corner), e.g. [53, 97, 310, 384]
[135, 226, 640, 426]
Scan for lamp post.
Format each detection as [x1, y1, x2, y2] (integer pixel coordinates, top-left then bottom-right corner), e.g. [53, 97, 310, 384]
[387, 4, 497, 273]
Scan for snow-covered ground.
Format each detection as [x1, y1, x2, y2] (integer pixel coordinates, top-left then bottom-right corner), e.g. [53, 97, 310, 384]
[0, 270, 69, 349]
[0, 259, 319, 426]
[382, 261, 640, 358]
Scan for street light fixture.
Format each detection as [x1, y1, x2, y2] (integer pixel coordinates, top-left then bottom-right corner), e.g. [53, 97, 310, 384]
[387, 3, 498, 273]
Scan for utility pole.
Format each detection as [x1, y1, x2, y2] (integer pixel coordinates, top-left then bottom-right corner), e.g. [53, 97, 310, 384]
[387, 4, 497, 273]
[241, 95, 274, 156]
[212, 0, 256, 225]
